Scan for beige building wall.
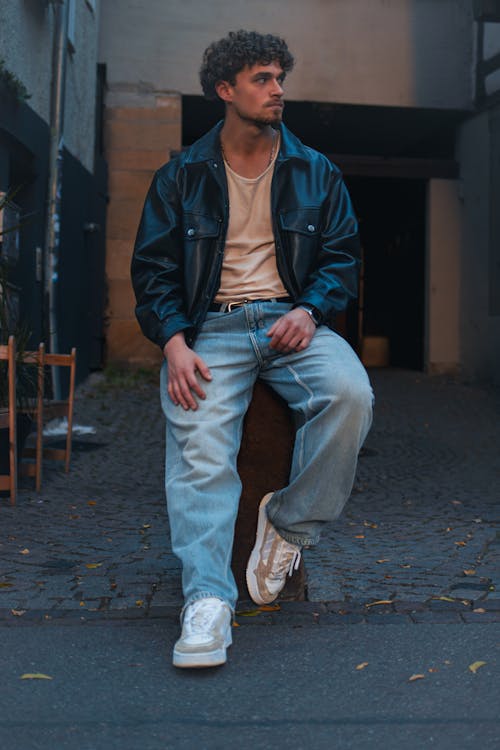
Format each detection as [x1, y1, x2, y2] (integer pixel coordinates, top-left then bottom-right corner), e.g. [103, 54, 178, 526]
[104, 91, 181, 367]
[98, 0, 474, 367]
[99, 0, 473, 109]
[425, 180, 461, 375]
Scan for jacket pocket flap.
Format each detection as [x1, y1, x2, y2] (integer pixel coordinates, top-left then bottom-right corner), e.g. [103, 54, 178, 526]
[279, 208, 321, 236]
[184, 214, 221, 239]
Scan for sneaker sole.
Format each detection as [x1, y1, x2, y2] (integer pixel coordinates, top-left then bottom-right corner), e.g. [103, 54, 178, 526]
[172, 631, 232, 669]
[246, 492, 275, 605]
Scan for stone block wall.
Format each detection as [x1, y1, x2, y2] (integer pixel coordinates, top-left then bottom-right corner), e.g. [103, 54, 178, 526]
[104, 92, 181, 367]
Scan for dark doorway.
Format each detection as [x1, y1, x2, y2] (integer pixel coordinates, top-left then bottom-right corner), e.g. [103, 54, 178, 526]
[346, 176, 426, 370]
[181, 96, 447, 371]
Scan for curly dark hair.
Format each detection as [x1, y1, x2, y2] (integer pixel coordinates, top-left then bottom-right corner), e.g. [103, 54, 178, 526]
[200, 30, 294, 101]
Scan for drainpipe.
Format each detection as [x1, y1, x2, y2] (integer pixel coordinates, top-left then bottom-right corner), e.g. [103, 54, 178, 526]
[45, 0, 69, 400]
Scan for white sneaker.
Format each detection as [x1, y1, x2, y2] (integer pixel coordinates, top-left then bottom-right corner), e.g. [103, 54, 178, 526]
[246, 493, 301, 605]
[172, 597, 232, 668]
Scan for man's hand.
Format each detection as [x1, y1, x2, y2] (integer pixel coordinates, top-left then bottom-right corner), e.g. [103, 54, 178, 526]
[266, 308, 317, 353]
[163, 332, 212, 410]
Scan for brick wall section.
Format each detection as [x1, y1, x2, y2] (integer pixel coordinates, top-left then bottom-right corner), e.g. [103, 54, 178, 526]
[104, 93, 182, 367]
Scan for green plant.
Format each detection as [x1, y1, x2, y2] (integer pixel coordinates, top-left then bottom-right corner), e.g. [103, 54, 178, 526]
[0, 190, 37, 411]
[0, 59, 31, 102]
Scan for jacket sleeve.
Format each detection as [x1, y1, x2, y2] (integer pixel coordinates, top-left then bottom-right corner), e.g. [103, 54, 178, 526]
[295, 166, 361, 321]
[131, 166, 193, 350]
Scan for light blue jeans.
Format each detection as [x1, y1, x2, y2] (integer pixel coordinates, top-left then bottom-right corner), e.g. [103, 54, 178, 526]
[160, 300, 373, 610]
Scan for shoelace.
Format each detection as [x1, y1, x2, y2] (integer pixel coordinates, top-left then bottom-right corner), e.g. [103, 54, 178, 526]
[268, 540, 301, 581]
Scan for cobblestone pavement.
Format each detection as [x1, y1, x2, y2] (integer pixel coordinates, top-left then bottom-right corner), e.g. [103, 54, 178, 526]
[0, 368, 499, 624]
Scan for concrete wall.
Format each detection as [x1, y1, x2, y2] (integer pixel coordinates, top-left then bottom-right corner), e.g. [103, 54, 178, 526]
[425, 180, 461, 375]
[457, 107, 500, 383]
[0, 0, 100, 172]
[98, 0, 473, 110]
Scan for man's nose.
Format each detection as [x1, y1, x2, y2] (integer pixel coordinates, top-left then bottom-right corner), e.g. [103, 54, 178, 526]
[271, 79, 284, 96]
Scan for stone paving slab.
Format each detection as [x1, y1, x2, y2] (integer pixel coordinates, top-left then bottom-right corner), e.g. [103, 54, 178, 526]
[0, 368, 499, 622]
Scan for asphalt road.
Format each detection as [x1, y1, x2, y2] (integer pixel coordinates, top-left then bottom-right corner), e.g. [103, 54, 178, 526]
[0, 620, 498, 749]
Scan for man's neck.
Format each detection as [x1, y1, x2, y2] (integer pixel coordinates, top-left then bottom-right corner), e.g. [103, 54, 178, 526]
[220, 118, 277, 178]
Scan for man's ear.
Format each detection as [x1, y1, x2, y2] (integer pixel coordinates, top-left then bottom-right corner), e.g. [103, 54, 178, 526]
[215, 80, 233, 103]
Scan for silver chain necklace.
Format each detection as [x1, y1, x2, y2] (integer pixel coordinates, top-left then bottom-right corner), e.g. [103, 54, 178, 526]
[220, 131, 276, 171]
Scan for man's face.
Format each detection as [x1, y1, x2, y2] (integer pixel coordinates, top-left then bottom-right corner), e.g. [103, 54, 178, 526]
[222, 61, 285, 127]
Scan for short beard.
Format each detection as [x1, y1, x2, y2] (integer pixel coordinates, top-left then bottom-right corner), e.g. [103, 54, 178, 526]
[232, 103, 283, 129]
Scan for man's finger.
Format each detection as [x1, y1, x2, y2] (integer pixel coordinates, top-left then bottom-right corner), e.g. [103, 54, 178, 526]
[195, 357, 212, 382]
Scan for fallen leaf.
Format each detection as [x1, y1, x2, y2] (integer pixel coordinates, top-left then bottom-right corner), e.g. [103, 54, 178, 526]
[468, 661, 486, 674]
[356, 662, 369, 670]
[451, 500, 462, 505]
[142, 524, 151, 529]
[11, 609, 26, 616]
[88, 501, 97, 506]
[135, 600, 144, 607]
[79, 602, 85, 607]
[20, 549, 30, 555]
[85, 563, 102, 569]
[232, 621, 240, 627]
[354, 534, 365, 539]
[400, 564, 412, 569]
[434, 596, 455, 602]
[473, 608, 486, 614]
[428, 668, 439, 673]
[463, 569, 476, 576]
[235, 609, 262, 617]
[445, 527, 453, 532]
[365, 600, 393, 608]
[455, 541, 467, 547]
[0, 582, 13, 588]
[69, 515, 80, 520]
[376, 559, 390, 564]
[409, 674, 425, 682]
[20, 673, 53, 680]
[258, 604, 281, 611]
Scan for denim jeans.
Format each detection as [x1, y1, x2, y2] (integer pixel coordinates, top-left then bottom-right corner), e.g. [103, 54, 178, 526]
[160, 300, 373, 610]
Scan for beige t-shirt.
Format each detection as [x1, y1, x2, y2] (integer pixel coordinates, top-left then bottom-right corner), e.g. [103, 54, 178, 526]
[215, 139, 288, 304]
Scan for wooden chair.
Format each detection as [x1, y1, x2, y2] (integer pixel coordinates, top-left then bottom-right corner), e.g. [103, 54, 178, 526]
[22, 346, 77, 488]
[19, 342, 45, 492]
[0, 336, 17, 505]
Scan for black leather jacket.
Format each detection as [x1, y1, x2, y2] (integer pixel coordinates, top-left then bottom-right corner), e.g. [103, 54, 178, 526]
[131, 121, 360, 349]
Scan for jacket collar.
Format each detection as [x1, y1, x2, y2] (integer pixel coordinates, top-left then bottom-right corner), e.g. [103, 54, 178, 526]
[184, 120, 311, 165]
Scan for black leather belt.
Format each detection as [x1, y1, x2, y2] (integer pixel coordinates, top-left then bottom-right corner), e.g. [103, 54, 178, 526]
[208, 296, 293, 312]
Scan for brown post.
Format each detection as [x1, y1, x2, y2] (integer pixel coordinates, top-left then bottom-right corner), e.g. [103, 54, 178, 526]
[232, 381, 307, 601]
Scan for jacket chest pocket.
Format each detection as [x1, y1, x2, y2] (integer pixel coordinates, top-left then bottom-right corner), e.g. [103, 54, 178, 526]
[279, 207, 321, 237]
[279, 207, 322, 275]
[183, 213, 222, 244]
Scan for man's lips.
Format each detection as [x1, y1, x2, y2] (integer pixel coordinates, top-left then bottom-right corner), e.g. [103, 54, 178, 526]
[267, 101, 284, 108]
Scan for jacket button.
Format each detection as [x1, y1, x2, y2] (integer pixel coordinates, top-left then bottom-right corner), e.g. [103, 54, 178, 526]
[187, 228, 195, 237]
[307, 224, 315, 232]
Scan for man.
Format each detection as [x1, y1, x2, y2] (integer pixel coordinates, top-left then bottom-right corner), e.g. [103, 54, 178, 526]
[131, 30, 373, 669]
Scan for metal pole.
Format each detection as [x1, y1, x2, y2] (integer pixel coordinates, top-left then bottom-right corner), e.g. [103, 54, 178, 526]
[45, 0, 68, 400]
